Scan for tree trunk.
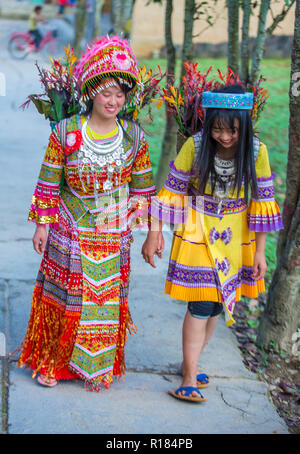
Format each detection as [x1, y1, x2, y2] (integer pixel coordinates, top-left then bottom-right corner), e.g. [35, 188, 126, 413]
[240, 0, 251, 83]
[112, 0, 134, 38]
[93, 0, 105, 39]
[73, 0, 87, 57]
[180, 0, 196, 80]
[227, 0, 240, 74]
[250, 0, 270, 84]
[112, 0, 122, 35]
[257, 0, 300, 354]
[155, 0, 177, 191]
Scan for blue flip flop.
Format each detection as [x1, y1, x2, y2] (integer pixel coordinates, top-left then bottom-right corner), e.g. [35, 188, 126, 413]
[168, 386, 207, 402]
[196, 373, 210, 389]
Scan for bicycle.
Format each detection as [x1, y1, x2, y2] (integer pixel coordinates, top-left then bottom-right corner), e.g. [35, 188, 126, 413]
[8, 28, 58, 60]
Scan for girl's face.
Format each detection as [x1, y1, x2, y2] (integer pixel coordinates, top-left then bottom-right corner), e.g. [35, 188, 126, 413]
[211, 118, 239, 151]
[91, 84, 126, 121]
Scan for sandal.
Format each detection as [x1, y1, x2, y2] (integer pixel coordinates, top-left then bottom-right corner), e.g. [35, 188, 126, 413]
[196, 373, 210, 389]
[168, 386, 207, 403]
[37, 375, 58, 387]
[180, 363, 210, 389]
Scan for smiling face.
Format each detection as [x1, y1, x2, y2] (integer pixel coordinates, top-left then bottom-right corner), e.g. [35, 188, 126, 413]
[211, 117, 240, 152]
[91, 82, 126, 122]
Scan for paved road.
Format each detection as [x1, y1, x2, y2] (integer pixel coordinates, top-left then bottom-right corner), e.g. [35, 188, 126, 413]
[0, 20, 289, 435]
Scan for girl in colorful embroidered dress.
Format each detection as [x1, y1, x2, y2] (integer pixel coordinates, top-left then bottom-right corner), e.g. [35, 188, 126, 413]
[17, 36, 156, 390]
[142, 84, 283, 402]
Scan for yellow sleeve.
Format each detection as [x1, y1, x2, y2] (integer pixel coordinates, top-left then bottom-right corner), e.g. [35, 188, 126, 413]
[248, 142, 283, 232]
[254, 142, 272, 179]
[173, 137, 196, 172]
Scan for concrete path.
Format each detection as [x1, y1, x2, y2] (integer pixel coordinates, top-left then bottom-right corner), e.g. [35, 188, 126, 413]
[0, 23, 289, 434]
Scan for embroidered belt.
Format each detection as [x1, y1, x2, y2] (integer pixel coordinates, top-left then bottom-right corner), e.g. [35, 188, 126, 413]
[189, 193, 247, 217]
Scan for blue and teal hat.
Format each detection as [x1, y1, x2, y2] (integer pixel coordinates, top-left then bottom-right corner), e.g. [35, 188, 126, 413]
[202, 91, 253, 110]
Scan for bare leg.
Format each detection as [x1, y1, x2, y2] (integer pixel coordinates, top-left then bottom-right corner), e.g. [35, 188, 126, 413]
[200, 314, 219, 355]
[178, 311, 208, 397]
[180, 313, 219, 395]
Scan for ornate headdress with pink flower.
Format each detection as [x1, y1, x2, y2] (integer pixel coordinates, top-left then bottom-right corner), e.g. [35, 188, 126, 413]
[74, 35, 139, 109]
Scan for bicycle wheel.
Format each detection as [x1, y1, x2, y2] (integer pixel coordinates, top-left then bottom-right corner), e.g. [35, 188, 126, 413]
[8, 36, 32, 59]
[41, 39, 62, 62]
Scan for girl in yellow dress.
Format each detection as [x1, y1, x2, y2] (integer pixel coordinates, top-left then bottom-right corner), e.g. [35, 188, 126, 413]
[142, 83, 283, 402]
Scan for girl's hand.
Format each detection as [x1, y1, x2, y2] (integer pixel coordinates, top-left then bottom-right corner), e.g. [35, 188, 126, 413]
[252, 251, 267, 281]
[32, 225, 47, 255]
[155, 231, 165, 259]
[141, 231, 162, 268]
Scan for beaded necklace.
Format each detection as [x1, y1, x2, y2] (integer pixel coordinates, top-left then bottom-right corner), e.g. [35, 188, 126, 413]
[213, 155, 236, 217]
[78, 118, 125, 193]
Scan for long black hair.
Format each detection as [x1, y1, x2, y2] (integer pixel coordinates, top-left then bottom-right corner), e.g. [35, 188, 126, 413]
[192, 84, 258, 202]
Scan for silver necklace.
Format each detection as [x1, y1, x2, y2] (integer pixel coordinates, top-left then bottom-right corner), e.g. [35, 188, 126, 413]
[213, 155, 236, 217]
[81, 119, 124, 156]
[214, 155, 235, 176]
[78, 119, 125, 193]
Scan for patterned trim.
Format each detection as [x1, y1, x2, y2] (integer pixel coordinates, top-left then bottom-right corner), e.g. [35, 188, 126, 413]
[252, 177, 275, 203]
[150, 196, 188, 224]
[248, 212, 283, 232]
[256, 185, 275, 202]
[202, 91, 253, 110]
[222, 266, 259, 303]
[167, 261, 218, 288]
[164, 161, 193, 194]
[190, 193, 247, 217]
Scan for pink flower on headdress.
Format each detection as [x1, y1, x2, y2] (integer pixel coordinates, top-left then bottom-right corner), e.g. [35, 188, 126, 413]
[112, 50, 131, 70]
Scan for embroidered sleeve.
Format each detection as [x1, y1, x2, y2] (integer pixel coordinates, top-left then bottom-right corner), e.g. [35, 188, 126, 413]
[129, 133, 156, 201]
[28, 126, 65, 225]
[129, 131, 156, 228]
[149, 137, 195, 225]
[248, 142, 283, 232]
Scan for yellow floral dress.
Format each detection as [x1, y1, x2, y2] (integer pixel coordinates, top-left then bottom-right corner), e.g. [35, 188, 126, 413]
[150, 134, 283, 326]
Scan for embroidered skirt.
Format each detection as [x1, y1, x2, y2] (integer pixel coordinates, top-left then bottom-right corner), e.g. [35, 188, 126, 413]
[17, 202, 135, 390]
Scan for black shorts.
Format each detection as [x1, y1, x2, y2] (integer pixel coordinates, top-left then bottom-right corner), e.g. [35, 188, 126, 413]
[188, 301, 223, 319]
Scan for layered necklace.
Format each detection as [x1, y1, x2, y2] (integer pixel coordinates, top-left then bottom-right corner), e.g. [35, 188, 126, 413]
[213, 154, 236, 217]
[78, 117, 125, 193]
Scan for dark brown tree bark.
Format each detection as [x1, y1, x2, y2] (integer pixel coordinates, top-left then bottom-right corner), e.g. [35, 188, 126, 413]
[240, 0, 251, 83]
[257, 0, 300, 353]
[93, 0, 105, 39]
[112, 0, 135, 38]
[73, 0, 87, 57]
[227, 0, 240, 74]
[250, 0, 270, 84]
[155, 0, 177, 190]
[180, 0, 196, 80]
